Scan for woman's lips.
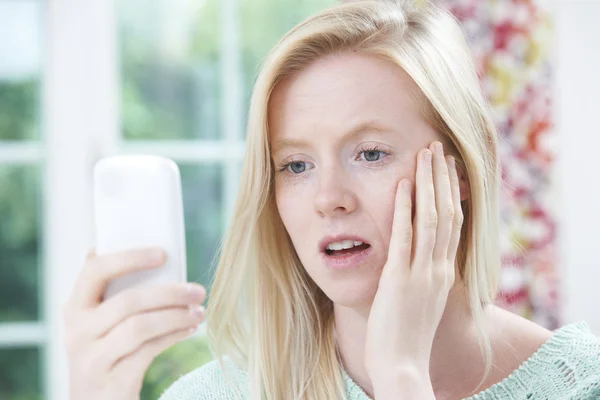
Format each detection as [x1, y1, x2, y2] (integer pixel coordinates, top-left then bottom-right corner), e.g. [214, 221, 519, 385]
[318, 235, 370, 253]
[321, 244, 372, 270]
[324, 243, 370, 256]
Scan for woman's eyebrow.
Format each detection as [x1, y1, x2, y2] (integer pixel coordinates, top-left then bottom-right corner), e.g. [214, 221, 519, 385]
[271, 121, 393, 154]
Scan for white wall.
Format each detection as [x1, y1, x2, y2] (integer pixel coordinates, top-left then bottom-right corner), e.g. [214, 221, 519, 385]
[555, 0, 600, 335]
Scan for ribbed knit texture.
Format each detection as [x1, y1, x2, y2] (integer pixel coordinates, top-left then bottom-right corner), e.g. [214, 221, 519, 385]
[159, 321, 600, 399]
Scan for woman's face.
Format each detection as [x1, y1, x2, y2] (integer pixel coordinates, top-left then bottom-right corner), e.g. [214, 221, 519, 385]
[269, 52, 448, 308]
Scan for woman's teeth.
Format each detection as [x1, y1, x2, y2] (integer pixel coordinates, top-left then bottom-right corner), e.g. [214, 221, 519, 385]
[326, 240, 364, 251]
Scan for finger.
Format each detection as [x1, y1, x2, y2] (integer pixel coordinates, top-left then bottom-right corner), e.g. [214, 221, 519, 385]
[385, 178, 413, 277]
[113, 325, 198, 376]
[101, 306, 205, 370]
[412, 148, 436, 270]
[431, 142, 454, 265]
[446, 155, 464, 262]
[89, 282, 206, 338]
[71, 247, 167, 309]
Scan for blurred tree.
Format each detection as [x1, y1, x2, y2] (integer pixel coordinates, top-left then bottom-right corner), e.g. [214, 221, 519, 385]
[0, 80, 39, 140]
[0, 348, 41, 400]
[0, 80, 41, 325]
[0, 164, 40, 321]
[178, 163, 224, 291]
[120, 0, 220, 140]
[0, 77, 42, 398]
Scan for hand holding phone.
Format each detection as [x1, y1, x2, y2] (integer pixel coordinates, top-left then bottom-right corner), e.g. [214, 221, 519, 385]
[62, 155, 203, 400]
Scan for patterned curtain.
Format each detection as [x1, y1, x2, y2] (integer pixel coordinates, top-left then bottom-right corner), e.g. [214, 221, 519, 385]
[438, 0, 560, 329]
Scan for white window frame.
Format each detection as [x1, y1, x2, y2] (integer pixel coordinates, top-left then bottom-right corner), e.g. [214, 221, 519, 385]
[0, 0, 244, 399]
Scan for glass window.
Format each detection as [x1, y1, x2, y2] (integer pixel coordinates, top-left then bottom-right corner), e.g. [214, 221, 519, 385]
[0, 347, 42, 400]
[0, 166, 41, 322]
[179, 163, 224, 289]
[119, 0, 221, 140]
[0, 0, 41, 140]
[0, 1, 43, 399]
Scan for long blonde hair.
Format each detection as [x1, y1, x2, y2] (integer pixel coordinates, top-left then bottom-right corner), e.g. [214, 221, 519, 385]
[207, 0, 502, 398]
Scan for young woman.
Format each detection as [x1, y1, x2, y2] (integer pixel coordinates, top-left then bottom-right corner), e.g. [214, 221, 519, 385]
[64, 1, 600, 399]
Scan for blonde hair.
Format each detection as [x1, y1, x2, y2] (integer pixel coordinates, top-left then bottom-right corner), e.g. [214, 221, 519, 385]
[207, 0, 502, 398]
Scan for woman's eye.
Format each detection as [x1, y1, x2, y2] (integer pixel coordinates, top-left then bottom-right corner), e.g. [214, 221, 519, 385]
[280, 150, 385, 174]
[362, 150, 385, 162]
[288, 161, 306, 174]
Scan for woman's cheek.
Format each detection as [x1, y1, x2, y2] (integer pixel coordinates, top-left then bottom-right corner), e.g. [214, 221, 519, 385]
[276, 184, 308, 230]
[275, 186, 294, 224]
[352, 167, 397, 200]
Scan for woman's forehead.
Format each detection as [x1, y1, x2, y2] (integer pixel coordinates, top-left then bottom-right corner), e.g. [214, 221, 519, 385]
[270, 52, 421, 107]
[268, 53, 427, 147]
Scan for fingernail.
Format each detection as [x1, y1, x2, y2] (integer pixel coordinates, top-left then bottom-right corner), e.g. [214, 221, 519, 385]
[402, 179, 411, 191]
[434, 142, 443, 155]
[189, 305, 205, 319]
[448, 156, 455, 169]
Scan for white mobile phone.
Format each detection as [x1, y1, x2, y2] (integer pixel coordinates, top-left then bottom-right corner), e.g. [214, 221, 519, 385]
[93, 154, 187, 301]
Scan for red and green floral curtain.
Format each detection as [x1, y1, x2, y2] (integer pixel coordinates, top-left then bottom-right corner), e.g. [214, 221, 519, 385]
[440, 0, 560, 329]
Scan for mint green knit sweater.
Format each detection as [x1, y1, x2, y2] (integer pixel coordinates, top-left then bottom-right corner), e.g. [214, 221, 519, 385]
[159, 321, 600, 399]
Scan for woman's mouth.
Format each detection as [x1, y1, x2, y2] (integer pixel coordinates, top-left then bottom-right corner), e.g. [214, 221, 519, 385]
[321, 239, 372, 270]
[325, 242, 371, 256]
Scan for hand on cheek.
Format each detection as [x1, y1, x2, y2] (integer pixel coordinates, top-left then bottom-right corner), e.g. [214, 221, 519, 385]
[364, 141, 464, 390]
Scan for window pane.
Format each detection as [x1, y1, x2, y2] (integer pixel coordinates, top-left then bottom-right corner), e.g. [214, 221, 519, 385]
[0, 165, 41, 322]
[119, 0, 220, 140]
[179, 163, 224, 289]
[0, 0, 41, 140]
[240, 0, 334, 131]
[0, 347, 41, 400]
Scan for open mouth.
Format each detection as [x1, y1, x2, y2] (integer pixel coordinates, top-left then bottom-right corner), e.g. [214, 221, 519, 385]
[325, 242, 371, 256]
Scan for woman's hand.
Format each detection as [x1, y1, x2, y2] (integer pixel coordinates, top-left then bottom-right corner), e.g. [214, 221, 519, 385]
[364, 141, 463, 395]
[63, 247, 207, 400]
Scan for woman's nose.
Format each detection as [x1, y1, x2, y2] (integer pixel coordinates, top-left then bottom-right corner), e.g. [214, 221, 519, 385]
[313, 167, 357, 217]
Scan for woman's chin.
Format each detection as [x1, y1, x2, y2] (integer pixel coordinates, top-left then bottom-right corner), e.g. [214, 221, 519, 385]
[323, 280, 379, 308]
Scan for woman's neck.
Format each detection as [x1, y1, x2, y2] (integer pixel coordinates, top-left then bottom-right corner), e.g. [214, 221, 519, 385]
[333, 282, 482, 398]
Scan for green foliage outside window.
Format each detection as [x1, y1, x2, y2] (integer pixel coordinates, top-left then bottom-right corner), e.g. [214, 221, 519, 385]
[0, 78, 42, 399]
